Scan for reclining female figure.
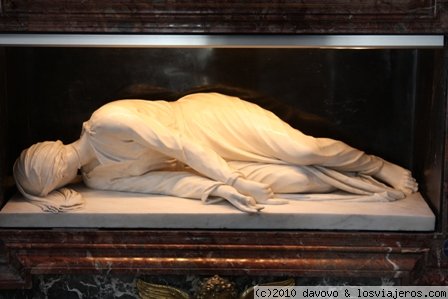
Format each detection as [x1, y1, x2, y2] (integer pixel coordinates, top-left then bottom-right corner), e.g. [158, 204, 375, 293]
[14, 93, 418, 213]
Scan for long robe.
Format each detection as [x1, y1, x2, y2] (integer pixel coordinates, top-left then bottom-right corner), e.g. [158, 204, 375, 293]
[80, 93, 402, 204]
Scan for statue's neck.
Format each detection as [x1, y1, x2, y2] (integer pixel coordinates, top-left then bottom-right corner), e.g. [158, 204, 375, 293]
[69, 134, 95, 167]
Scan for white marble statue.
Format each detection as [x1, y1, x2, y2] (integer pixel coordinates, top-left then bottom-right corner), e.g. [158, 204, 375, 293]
[13, 93, 418, 213]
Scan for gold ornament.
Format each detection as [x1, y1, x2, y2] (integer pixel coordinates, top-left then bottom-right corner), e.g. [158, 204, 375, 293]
[137, 279, 190, 299]
[136, 276, 295, 299]
[195, 275, 237, 299]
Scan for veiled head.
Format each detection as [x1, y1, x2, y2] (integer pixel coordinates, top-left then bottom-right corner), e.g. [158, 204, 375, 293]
[13, 141, 77, 197]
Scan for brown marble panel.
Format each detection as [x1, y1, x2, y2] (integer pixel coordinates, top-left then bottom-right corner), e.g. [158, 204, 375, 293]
[1, 0, 436, 16]
[0, 229, 436, 288]
[0, 0, 443, 33]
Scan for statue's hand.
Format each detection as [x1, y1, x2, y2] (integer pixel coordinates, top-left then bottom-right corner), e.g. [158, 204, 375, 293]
[232, 177, 288, 205]
[212, 185, 264, 213]
[232, 177, 273, 202]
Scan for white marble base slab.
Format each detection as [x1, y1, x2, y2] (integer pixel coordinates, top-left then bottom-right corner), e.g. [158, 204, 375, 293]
[0, 186, 435, 231]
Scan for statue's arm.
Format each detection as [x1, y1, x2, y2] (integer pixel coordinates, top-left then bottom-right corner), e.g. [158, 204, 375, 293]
[86, 170, 262, 213]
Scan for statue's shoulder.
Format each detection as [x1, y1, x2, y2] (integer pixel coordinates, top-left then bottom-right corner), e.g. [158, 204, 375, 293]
[99, 99, 151, 109]
[178, 92, 241, 105]
[90, 99, 172, 125]
[88, 100, 143, 125]
[93, 99, 154, 115]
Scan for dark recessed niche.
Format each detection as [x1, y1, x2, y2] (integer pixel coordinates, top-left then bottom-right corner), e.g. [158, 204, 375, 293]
[4, 47, 444, 214]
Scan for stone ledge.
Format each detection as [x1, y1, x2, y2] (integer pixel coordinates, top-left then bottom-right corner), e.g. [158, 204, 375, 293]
[0, 186, 435, 231]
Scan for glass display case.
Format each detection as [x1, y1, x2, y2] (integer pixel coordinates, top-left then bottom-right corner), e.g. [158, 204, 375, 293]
[0, 1, 447, 289]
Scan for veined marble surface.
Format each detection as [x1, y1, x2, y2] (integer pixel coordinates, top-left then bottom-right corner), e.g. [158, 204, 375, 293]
[0, 186, 435, 231]
[0, 274, 400, 299]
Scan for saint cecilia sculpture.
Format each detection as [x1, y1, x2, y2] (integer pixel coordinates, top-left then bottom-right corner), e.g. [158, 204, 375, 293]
[13, 93, 418, 213]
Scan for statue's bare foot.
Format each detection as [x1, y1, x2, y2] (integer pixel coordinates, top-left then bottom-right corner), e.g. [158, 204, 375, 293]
[373, 161, 418, 194]
[233, 177, 284, 204]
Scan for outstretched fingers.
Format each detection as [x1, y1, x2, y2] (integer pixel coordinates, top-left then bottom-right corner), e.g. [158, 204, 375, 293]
[212, 184, 264, 213]
[256, 198, 289, 205]
[226, 193, 264, 213]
